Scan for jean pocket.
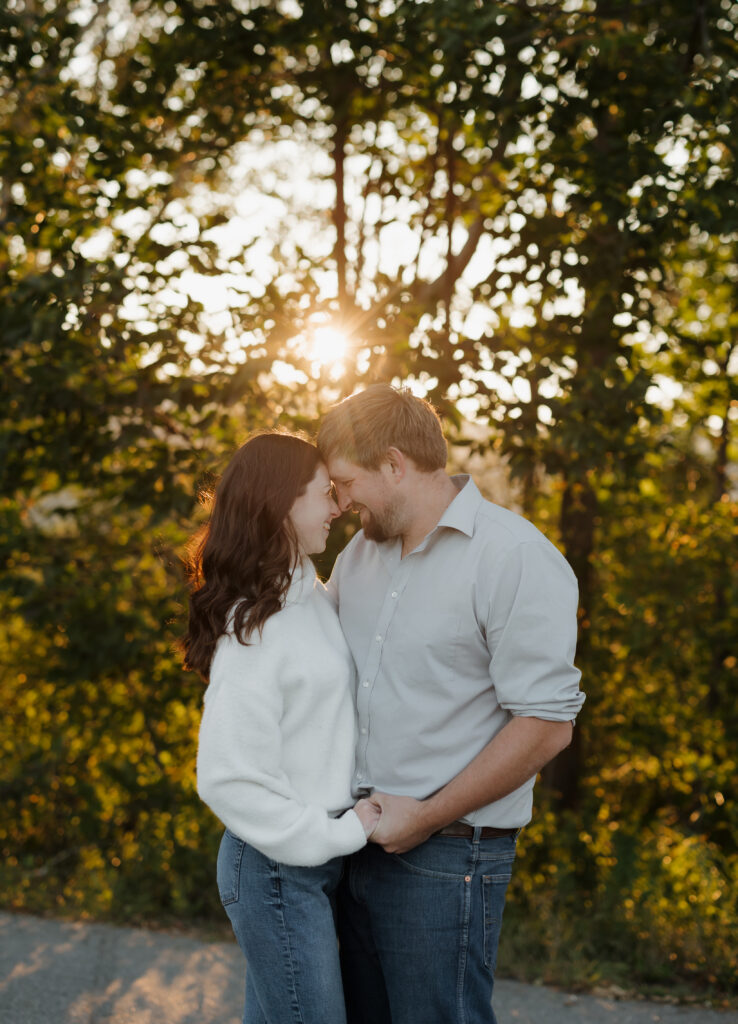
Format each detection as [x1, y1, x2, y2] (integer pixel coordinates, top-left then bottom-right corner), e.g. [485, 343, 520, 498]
[216, 829, 245, 906]
[391, 841, 469, 880]
[482, 869, 512, 970]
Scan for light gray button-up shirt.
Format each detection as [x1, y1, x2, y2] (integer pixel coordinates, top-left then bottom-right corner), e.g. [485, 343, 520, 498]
[327, 474, 585, 828]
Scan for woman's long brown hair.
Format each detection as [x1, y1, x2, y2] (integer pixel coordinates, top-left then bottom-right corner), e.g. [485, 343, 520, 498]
[182, 432, 321, 681]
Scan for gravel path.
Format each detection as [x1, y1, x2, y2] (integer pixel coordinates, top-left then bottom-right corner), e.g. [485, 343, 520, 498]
[1, 911, 734, 1024]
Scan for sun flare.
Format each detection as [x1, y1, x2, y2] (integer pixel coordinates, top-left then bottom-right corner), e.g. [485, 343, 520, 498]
[306, 326, 349, 368]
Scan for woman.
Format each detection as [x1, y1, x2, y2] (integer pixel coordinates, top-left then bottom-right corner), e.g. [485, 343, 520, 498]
[182, 432, 380, 1024]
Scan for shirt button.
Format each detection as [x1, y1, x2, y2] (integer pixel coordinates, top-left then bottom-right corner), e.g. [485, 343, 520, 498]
[391, 591, 398, 598]
[375, 635, 382, 642]
[360, 727, 367, 734]
[362, 680, 370, 687]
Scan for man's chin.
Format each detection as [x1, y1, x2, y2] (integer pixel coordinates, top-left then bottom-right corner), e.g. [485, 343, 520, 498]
[361, 513, 394, 543]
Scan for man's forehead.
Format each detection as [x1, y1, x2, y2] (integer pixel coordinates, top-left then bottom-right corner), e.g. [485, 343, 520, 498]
[327, 455, 363, 480]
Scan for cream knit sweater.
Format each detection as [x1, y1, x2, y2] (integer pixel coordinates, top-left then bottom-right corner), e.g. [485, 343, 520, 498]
[196, 560, 367, 867]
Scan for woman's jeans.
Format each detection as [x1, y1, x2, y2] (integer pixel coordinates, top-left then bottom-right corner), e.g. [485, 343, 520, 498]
[217, 829, 347, 1024]
[337, 830, 517, 1024]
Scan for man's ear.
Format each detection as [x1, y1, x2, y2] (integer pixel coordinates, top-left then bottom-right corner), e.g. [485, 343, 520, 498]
[385, 446, 407, 481]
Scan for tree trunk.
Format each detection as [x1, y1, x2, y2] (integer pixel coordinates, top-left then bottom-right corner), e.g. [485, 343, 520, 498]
[707, 380, 733, 712]
[332, 116, 349, 316]
[541, 473, 597, 807]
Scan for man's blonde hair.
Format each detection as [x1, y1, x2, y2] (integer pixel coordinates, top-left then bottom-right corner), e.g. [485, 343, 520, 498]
[317, 383, 447, 471]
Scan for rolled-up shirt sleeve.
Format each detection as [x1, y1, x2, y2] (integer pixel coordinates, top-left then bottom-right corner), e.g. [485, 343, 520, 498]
[486, 541, 585, 722]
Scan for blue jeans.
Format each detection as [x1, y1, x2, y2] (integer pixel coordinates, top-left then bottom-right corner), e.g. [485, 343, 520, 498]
[217, 829, 347, 1024]
[338, 830, 517, 1024]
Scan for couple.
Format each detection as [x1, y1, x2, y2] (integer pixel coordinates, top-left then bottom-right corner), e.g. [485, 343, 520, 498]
[185, 384, 585, 1024]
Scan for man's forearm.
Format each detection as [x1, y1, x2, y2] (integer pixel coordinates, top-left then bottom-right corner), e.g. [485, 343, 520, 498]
[419, 716, 573, 833]
[370, 717, 573, 853]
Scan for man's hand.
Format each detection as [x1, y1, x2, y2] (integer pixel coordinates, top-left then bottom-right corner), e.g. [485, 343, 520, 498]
[367, 792, 437, 854]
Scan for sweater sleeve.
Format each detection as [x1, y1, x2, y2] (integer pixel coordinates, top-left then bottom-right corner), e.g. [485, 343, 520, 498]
[196, 631, 367, 867]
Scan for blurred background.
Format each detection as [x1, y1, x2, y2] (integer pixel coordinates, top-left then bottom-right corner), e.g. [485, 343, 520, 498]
[1, 0, 736, 1004]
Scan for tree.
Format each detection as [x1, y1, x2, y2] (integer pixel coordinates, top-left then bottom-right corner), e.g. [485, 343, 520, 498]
[2, 0, 737, 991]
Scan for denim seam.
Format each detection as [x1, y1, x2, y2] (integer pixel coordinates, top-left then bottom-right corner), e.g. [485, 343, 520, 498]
[391, 855, 469, 880]
[482, 876, 492, 969]
[483, 871, 513, 882]
[456, 834, 480, 1024]
[273, 864, 306, 1024]
[482, 873, 511, 971]
[475, 851, 517, 863]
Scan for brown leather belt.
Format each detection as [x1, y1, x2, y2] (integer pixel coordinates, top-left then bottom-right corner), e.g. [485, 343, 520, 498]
[434, 821, 518, 839]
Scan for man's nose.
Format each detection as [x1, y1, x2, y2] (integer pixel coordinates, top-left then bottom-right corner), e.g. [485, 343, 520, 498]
[336, 489, 352, 513]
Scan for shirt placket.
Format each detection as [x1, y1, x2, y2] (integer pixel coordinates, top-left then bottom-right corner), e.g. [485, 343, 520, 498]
[353, 557, 412, 791]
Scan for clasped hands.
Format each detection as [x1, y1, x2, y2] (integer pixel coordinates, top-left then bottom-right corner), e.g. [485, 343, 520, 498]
[353, 792, 434, 854]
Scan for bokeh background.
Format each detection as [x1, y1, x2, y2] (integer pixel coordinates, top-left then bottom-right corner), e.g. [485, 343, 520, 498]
[1, 0, 736, 1003]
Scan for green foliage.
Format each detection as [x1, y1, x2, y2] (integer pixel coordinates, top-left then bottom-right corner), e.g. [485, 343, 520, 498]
[501, 802, 737, 995]
[1, 0, 737, 1000]
[1, 0, 293, 921]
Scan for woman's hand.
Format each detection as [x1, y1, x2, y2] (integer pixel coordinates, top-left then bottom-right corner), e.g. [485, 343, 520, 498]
[353, 797, 382, 839]
[363, 792, 432, 853]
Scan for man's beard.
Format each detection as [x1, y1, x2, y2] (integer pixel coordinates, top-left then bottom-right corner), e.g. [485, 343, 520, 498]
[358, 504, 402, 543]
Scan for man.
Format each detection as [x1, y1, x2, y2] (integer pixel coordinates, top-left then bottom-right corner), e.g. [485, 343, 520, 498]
[318, 383, 584, 1024]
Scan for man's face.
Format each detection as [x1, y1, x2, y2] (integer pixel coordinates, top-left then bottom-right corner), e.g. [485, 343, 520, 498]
[327, 455, 403, 542]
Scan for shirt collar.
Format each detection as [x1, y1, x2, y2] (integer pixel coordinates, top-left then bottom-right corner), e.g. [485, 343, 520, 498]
[372, 474, 482, 564]
[435, 474, 482, 538]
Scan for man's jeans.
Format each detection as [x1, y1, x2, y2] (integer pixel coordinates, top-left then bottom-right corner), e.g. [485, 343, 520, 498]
[338, 830, 517, 1024]
[217, 829, 347, 1024]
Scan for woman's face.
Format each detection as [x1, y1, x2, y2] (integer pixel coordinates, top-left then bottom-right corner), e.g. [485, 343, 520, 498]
[289, 462, 340, 555]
